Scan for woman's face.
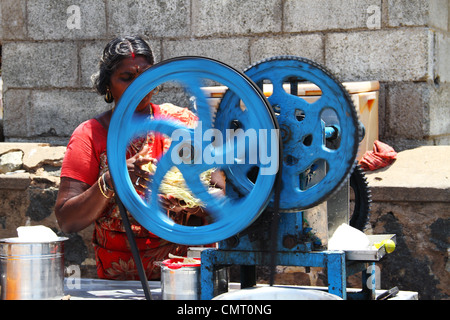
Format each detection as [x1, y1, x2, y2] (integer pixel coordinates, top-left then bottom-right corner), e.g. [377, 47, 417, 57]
[109, 55, 153, 112]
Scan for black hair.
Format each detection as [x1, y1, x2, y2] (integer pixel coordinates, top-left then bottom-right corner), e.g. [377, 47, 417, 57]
[92, 35, 155, 101]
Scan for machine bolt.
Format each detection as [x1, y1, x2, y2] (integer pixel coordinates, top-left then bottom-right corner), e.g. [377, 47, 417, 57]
[283, 235, 297, 249]
[280, 124, 291, 143]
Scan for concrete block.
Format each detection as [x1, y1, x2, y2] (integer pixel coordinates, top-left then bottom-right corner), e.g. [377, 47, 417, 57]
[80, 41, 108, 89]
[27, 0, 106, 40]
[284, 0, 382, 32]
[107, 0, 190, 38]
[0, 0, 27, 40]
[384, 82, 431, 141]
[163, 38, 250, 71]
[3, 89, 108, 140]
[250, 34, 324, 65]
[387, 0, 448, 31]
[28, 90, 108, 138]
[377, 83, 388, 140]
[2, 42, 78, 88]
[192, 0, 282, 36]
[383, 81, 450, 146]
[436, 32, 450, 82]
[325, 28, 434, 82]
[2, 90, 32, 138]
[0, 172, 31, 190]
[387, 0, 430, 27]
[429, 82, 450, 137]
[428, 0, 448, 31]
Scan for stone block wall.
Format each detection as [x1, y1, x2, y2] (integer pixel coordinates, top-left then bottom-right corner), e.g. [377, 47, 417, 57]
[0, 0, 448, 149]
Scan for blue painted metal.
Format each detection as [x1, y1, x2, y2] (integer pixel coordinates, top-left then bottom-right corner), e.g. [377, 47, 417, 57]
[200, 248, 350, 299]
[106, 55, 374, 299]
[219, 211, 315, 252]
[217, 56, 360, 211]
[107, 56, 279, 245]
[326, 251, 347, 299]
[199, 57, 373, 300]
[200, 247, 380, 300]
[325, 125, 339, 139]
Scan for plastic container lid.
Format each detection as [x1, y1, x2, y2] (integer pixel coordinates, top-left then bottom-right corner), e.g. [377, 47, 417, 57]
[162, 258, 201, 269]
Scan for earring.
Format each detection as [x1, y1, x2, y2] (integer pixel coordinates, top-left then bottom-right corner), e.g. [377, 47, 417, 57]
[152, 86, 160, 95]
[105, 89, 114, 103]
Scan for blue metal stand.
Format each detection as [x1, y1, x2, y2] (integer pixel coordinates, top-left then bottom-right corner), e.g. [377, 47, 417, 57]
[199, 210, 377, 300]
[200, 249, 376, 300]
[200, 249, 347, 299]
[198, 56, 373, 300]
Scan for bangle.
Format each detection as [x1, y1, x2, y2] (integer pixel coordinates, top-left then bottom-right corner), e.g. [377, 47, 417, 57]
[98, 176, 112, 199]
[102, 173, 114, 192]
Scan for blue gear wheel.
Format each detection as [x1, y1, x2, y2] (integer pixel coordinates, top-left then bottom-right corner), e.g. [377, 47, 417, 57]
[107, 57, 280, 245]
[216, 56, 360, 211]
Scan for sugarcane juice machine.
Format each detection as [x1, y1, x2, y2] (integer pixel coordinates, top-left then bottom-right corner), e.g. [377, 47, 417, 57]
[107, 56, 393, 300]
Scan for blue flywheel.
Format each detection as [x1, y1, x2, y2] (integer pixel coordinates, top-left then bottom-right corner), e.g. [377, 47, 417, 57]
[107, 57, 280, 245]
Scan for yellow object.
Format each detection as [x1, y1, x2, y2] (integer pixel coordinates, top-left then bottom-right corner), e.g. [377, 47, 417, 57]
[142, 163, 221, 208]
[98, 176, 112, 199]
[374, 239, 396, 253]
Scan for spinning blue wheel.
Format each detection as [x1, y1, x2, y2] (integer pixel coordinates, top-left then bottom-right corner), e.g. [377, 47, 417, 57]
[107, 57, 280, 245]
[216, 56, 360, 211]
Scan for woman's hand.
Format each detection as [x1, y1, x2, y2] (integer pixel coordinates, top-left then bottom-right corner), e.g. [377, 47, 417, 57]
[126, 144, 156, 192]
[160, 194, 209, 226]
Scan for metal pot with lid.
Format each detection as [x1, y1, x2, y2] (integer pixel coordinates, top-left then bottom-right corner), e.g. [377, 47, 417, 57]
[0, 228, 68, 300]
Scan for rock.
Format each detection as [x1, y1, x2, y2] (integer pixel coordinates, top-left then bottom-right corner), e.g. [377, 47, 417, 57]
[0, 171, 31, 190]
[0, 150, 24, 173]
[0, 143, 66, 172]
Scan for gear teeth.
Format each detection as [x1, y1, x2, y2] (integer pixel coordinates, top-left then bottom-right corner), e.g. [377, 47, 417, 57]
[350, 162, 372, 231]
[243, 56, 361, 211]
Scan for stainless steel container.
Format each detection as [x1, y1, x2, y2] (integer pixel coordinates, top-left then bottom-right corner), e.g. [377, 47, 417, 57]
[0, 237, 68, 300]
[161, 258, 201, 300]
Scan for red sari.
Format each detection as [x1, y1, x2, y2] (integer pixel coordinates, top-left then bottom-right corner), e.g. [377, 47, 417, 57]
[61, 103, 198, 280]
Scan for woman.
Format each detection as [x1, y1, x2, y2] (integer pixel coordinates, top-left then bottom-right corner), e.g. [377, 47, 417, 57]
[55, 36, 211, 280]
